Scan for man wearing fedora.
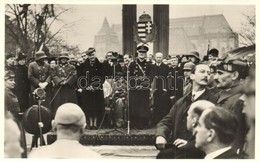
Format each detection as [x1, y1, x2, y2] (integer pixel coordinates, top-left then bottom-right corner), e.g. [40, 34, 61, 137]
[51, 53, 78, 115]
[186, 51, 200, 65]
[14, 52, 30, 113]
[28, 51, 52, 109]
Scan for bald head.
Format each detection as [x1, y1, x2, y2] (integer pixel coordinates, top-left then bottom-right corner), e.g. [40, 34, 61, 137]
[187, 100, 215, 132]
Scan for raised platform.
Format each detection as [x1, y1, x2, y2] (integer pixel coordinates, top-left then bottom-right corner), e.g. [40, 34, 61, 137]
[47, 127, 156, 146]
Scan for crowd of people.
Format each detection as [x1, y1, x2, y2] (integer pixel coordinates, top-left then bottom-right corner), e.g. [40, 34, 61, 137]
[4, 43, 255, 159]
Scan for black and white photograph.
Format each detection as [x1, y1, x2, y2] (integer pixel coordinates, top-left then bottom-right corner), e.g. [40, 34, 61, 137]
[2, 0, 257, 159]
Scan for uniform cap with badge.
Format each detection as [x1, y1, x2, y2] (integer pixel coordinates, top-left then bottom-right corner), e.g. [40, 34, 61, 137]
[215, 45, 255, 79]
[137, 45, 149, 53]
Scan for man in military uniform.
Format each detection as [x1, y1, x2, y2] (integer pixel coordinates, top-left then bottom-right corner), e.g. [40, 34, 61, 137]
[51, 53, 78, 115]
[128, 45, 153, 129]
[214, 58, 250, 154]
[28, 51, 52, 109]
[5, 70, 20, 118]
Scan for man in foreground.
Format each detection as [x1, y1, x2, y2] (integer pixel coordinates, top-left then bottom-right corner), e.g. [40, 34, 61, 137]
[29, 103, 101, 158]
[194, 107, 242, 159]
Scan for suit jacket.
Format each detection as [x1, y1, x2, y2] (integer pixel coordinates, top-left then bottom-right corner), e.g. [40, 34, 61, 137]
[214, 149, 242, 159]
[156, 88, 218, 143]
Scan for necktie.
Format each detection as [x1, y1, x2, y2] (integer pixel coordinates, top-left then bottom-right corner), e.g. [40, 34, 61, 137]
[191, 94, 195, 102]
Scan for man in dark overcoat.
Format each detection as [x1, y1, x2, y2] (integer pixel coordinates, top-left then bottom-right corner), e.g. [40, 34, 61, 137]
[14, 52, 30, 112]
[28, 51, 52, 109]
[51, 53, 78, 115]
[77, 47, 105, 129]
[152, 52, 171, 125]
[128, 45, 153, 129]
[155, 64, 218, 158]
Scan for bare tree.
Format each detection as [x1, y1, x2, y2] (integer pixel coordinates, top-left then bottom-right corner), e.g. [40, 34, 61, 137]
[5, 4, 73, 58]
[238, 9, 255, 46]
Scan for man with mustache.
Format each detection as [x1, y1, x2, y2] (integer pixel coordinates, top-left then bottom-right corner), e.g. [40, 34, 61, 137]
[214, 58, 250, 154]
[155, 64, 218, 158]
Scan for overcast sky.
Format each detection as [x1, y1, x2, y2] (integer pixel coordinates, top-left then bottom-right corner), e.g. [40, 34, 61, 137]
[50, 4, 255, 51]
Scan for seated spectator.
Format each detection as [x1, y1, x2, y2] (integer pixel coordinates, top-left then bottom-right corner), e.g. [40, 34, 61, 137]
[29, 103, 101, 158]
[194, 106, 242, 159]
[157, 100, 214, 159]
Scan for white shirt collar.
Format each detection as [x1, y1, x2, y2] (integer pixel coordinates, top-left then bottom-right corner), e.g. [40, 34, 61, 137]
[204, 146, 232, 159]
[192, 89, 205, 100]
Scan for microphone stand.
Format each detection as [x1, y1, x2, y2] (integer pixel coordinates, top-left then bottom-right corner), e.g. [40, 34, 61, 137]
[126, 65, 130, 134]
[98, 62, 125, 134]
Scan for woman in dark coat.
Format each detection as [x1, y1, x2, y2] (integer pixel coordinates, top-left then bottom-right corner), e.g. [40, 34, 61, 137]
[78, 48, 105, 129]
[14, 52, 30, 112]
[51, 53, 78, 115]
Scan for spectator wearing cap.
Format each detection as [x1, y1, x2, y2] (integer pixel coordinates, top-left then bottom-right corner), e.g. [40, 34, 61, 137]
[155, 64, 218, 156]
[186, 51, 200, 65]
[214, 58, 249, 153]
[51, 53, 78, 115]
[77, 47, 105, 130]
[194, 107, 242, 159]
[5, 70, 20, 118]
[14, 52, 30, 113]
[29, 103, 101, 158]
[5, 53, 17, 72]
[183, 62, 195, 96]
[128, 44, 153, 129]
[28, 51, 52, 109]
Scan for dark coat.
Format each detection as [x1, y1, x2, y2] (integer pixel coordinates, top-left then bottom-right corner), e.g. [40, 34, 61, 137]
[217, 84, 248, 152]
[77, 58, 105, 117]
[157, 135, 205, 159]
[28, 61, 52, 109]
[128, 59, 153, 128]
[152, 63, 172, 124]
[51, 63, 78, 114]
[128, 59, 153, 118]
[214, 148, 242, 159]
[14, 64, 30, 112]
[168, 66, 184, 104]
[102, 60, 122, 79]
[155, 89, 218, 143]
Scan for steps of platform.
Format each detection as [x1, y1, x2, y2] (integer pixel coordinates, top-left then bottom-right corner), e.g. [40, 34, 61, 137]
[47, 128, 156, 145]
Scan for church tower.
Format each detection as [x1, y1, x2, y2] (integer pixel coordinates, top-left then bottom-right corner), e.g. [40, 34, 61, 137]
[94, 17, 120, 58]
